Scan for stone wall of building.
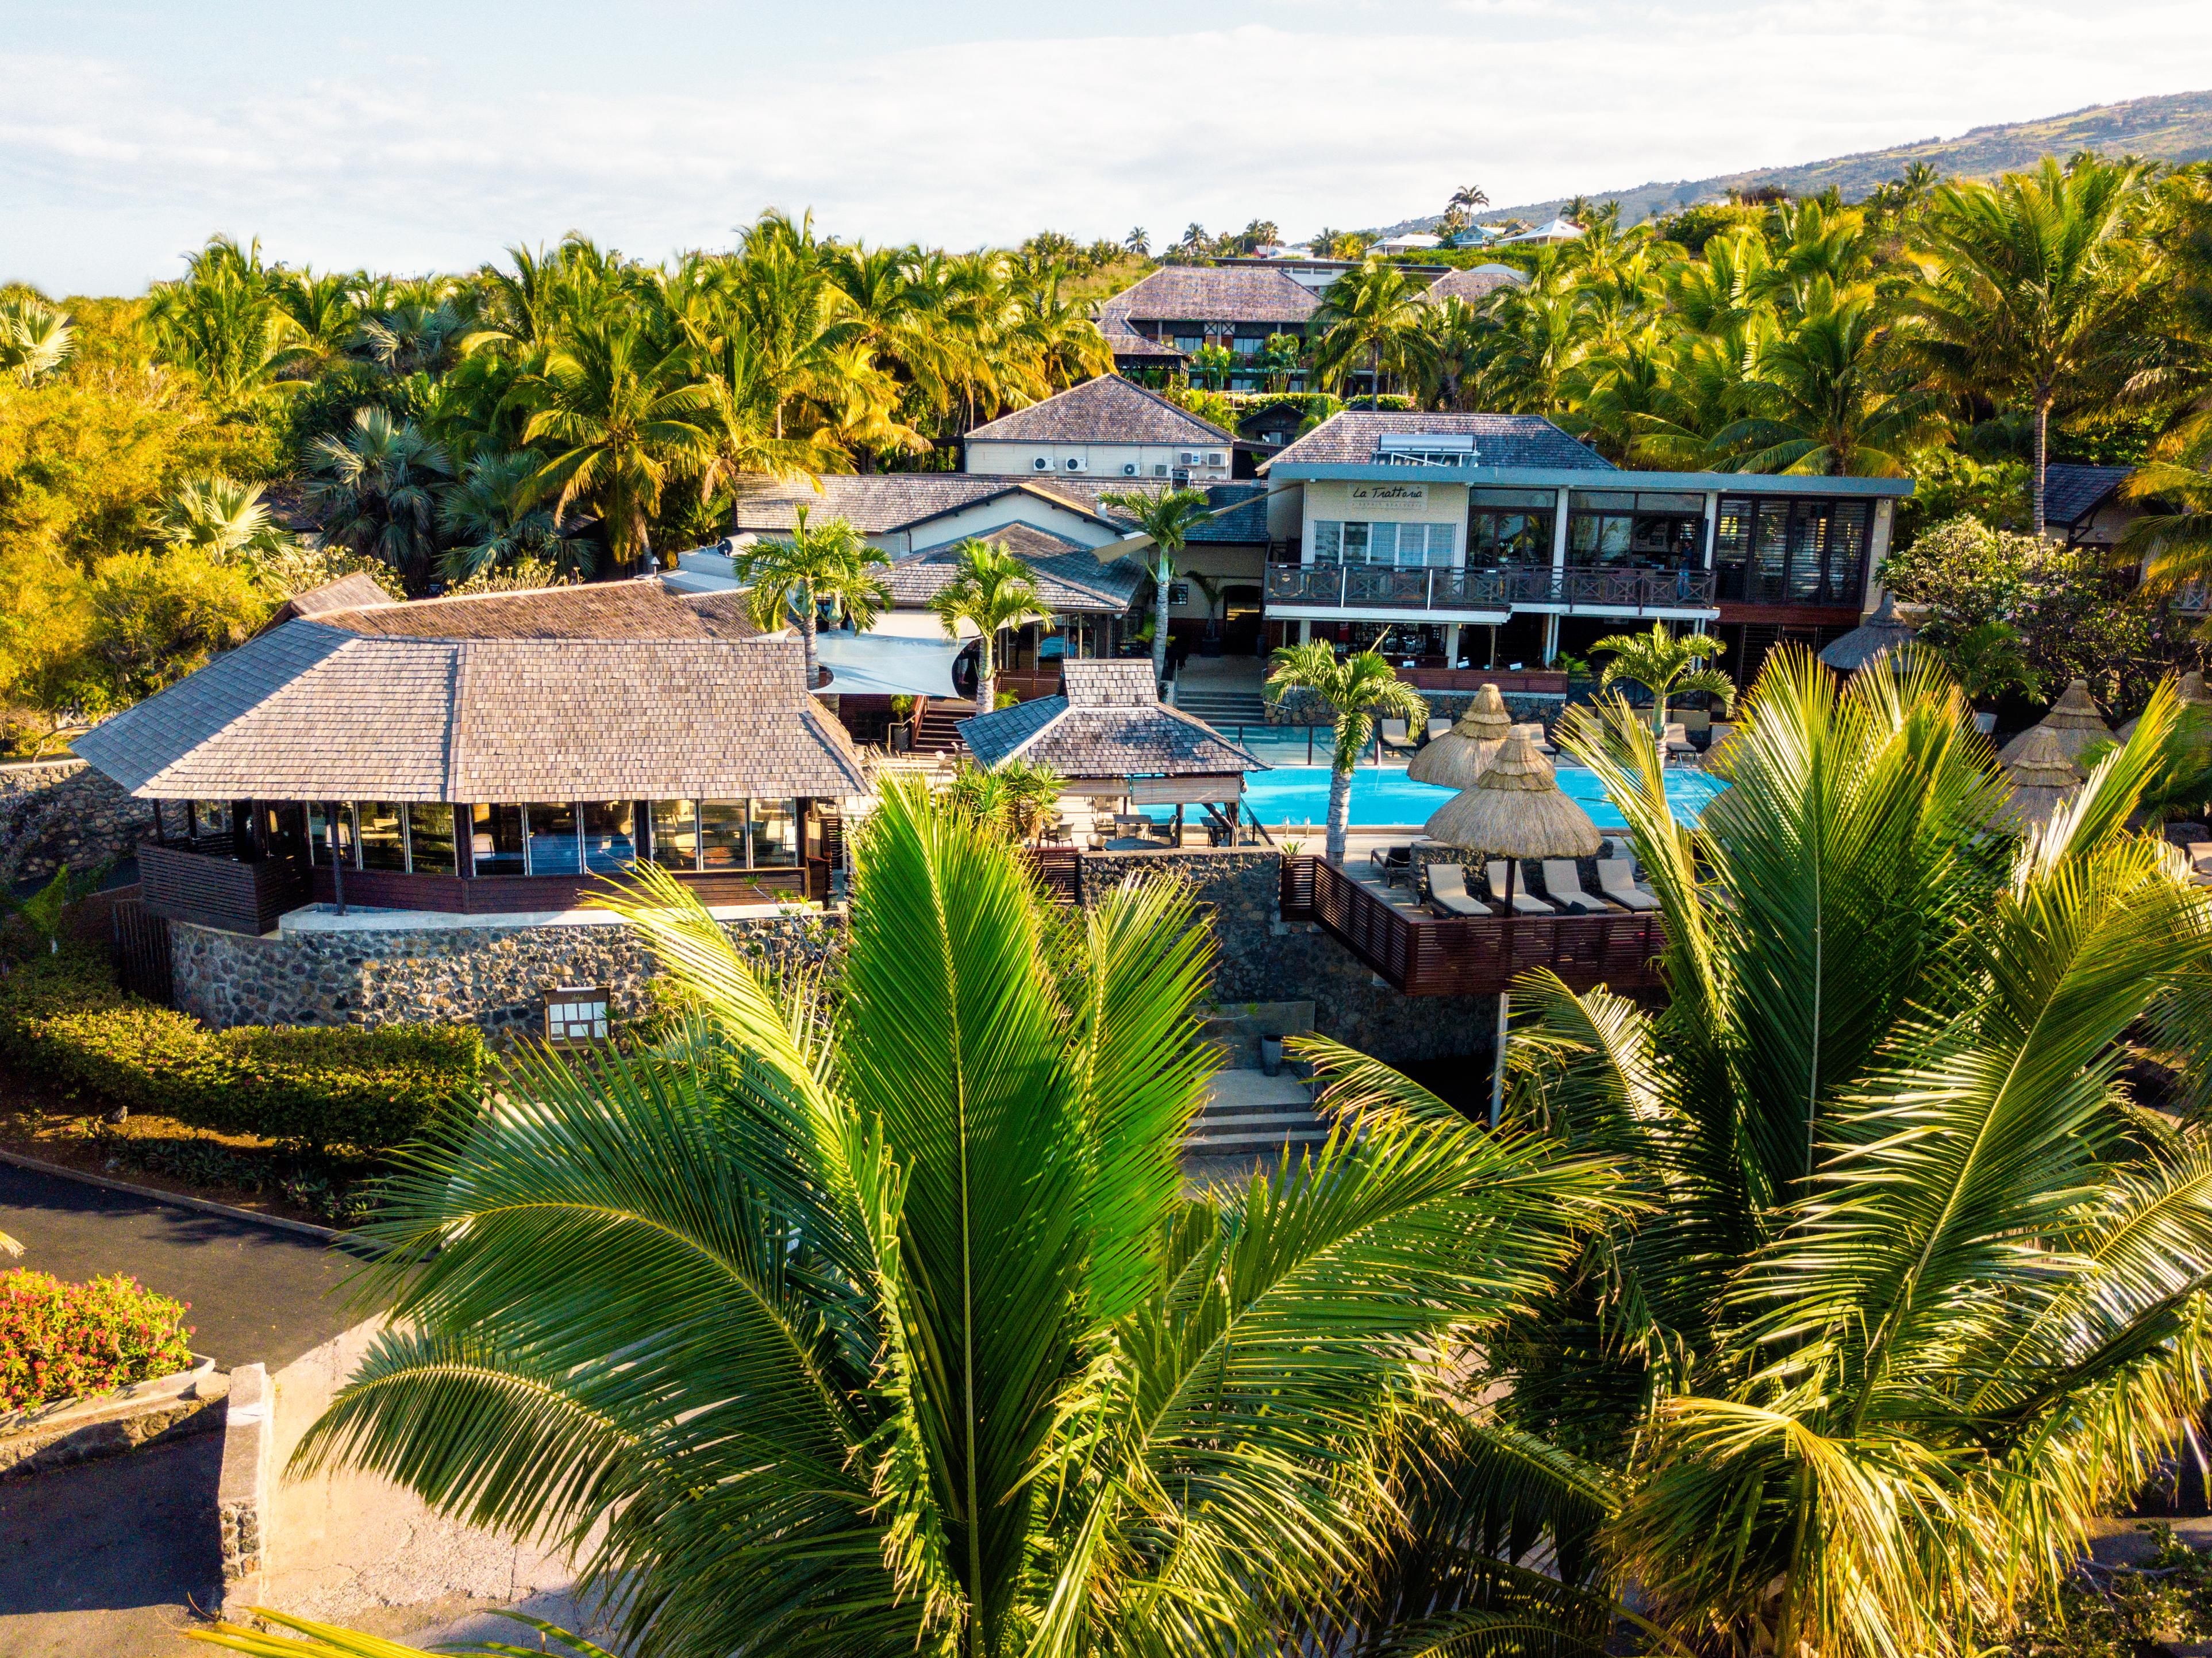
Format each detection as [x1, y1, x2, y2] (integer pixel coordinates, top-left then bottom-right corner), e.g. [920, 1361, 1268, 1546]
[1081, 849, 1495, 1067]
[0, 759, 155, 886]
[171, 911, 840, 1041]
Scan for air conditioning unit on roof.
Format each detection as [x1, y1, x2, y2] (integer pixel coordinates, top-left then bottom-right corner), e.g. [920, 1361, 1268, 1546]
[1122, 461, 1138, 475]
[1033, 456, 1050, 470]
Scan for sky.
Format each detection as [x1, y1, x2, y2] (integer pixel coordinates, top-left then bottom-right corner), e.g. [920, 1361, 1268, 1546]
[6, 0, 2212, 295]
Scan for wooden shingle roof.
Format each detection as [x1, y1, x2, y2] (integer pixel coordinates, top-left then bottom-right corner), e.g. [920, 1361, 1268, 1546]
[1100, 267, 1319, 327]
[888, 524, 1144, 614]
[722, 475, 1267, 546]
[965, 375, 1234, 447]
[311, 580, 764, 642]
[957, 661, 1266, 779]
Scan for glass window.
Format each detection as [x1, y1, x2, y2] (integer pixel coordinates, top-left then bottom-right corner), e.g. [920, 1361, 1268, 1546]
[470, 805, 525, 876]
[192, 800, 229, 841]
[1630, 513, 1705, 565]
[1370, 522, 1399, 563]
[408, 804, 457, 876]
[700, 801, 747, 870]
[307, 802, 354, 868]
[1568, 512, 1636, 566]
[1313, 521, 1341, 561]
[1714, 497, 1754, 568]
[1575, 490, 1638, 512]
[582, 801, 636, 875]
[650, 800, 699, 871]
[1635, 492, 1707, 513]
[1828, 501, 1872, 601]
[750, 799, 800, 867]
[524, 802, 580, 875]
[1468, 509, 1553, 566]
[357, 802, 407, 872]
[1468, 488, 1556, 509]
[1341, 522, 1372, 563]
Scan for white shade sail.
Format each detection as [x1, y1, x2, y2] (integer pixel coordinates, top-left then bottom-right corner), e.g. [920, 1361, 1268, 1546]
[813, 632, 968, 699]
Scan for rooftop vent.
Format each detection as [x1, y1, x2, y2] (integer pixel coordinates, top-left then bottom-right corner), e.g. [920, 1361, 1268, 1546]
[1375, 432, 1480, 467]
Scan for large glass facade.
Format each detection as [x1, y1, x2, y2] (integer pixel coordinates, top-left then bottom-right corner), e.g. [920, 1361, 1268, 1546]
[649, 799, 698, 870]
[1568, 491, 1706, 569]
[1714, 497, 1874, 603]
[1465, 490, 1555, 566]
[699, 801, 747, 869]
[307, 802, 353, 867]
[357, 802, 407, 872]
[582, 802, 636, 874]
[1312, 521, 1456, 567]
[749, 799, 800, 867]
[471, 805, 525, 875]
[408, 803, 457, 876]
[522, 802, 580, 875]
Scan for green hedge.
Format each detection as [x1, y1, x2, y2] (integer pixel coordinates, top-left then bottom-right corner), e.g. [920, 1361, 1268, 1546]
[0, 946, 484, 1152]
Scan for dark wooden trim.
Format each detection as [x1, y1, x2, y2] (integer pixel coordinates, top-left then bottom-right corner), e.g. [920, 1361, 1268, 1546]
[139, 842, 310, 935]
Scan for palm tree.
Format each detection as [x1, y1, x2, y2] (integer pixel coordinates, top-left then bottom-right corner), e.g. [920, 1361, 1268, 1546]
[729, 507, 888, 692]
[1099, 486, 1215, 688]
[436, 450, 586, 584]
[1451, 183, 1491, 215]
[0, 294, 75, 384]
[1311, 259, 1434, 397]
[187, 784, 1618, 1658]
[1901, 156, 2152, 531]
[1588, 621, 1735, 740]
[304, 408, 453, 590]
[156, 476, 298, 564]
[2118, 433, 2212, 619]
[522, 319, 713, 572]
[1489, 655, 2212, 1658]
[928, 539, 1041, 717]
[267, 268, 359, 373]
[1123, 226, 1149, 256]
[146, 237, 295, 406]
[1470, 251, 1595, 415]
[1264, 643, 1426, 862]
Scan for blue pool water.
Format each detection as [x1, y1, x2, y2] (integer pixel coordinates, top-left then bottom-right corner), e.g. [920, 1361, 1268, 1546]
[1237, 764, 1724, 830]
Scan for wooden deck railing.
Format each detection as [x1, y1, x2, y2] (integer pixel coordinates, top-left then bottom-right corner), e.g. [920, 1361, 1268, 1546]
[1283, 855, 1667, 995]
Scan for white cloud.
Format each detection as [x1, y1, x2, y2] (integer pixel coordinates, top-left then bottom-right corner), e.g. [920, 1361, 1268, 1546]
[3, 3, 2209, 293]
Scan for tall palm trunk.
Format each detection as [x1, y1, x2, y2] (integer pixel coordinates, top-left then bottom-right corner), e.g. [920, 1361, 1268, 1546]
[975, 634, 995, 719]
[1152, 555, 1172, 690]
[2032, 387, 2052, 536]
[1325, 755, 1353, 863]
[798, 591, 820, 691]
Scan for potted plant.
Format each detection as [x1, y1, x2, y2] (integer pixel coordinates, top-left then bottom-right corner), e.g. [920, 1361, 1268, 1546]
[1942, 620, 2039, 734]
[888, 695, 917, 753]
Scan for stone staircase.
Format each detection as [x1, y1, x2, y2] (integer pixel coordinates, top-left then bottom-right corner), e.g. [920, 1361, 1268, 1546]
[1182, 1070, 1329, 1156]
[913, 700, 971, 754]
[1172, 684, 1272, 732]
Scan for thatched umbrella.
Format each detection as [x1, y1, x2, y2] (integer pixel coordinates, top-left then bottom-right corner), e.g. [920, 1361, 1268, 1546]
[1407, 682, 1513, 787]
[1423, 734, 1605, 1125]
[1999, 679, 2112, 768]
[2119, 670, 2212, 742]
[1995, 723, 2084, 833]
[1818, 591, 1919, 672]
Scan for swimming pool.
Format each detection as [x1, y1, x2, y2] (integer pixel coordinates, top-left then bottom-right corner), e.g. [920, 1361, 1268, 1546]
[1237, 764, 1724, 830]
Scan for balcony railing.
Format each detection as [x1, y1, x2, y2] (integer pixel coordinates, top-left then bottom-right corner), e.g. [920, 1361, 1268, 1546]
[1283, 855, 1668, 997]
[1265, 563, 1716, 612]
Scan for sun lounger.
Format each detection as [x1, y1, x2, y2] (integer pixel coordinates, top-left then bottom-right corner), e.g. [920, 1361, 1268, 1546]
[1541, 859, 1611, 913]
[1429, 717, 1453, 738]
[1426, 863, 1488, 917]
[1379, 718, 1417, 753]
[1511, 721, 1558, 757]
[1596, 857, 1661, 911]
[1486, 860, 1555, 915]
[1369, 844, 1412, 886]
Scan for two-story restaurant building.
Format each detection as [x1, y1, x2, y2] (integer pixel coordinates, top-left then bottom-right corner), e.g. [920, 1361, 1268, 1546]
[1257, 412, 1914, 686]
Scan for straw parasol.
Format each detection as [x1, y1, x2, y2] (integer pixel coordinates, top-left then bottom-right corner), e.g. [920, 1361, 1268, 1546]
[1407, 682, 1513, 787]
[1999, 679, 2112, 767]
[1422, 733, 1603, 860]
[1994, 723, 2084, 832]
[2119, 670, 2212, 742]
[1818, 591, 1919, 672]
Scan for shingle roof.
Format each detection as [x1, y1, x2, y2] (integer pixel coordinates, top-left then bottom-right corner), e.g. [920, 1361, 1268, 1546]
[311, 580, 763, 642]
[965, 375, 1234, 446]
[1100, 266, 1319, 327]
[2043, 464, 2133, 528]
[74, 625, 867, 803]
[1419, 266, 1526, 305]
[957, 661, 1267, 778]
[888, 524, 1144, 614]
[270, 572, 397, 622]
[1100, 316, 1186, 360]
[1263, 412, 1617, 472]
[722, 475, 1268, 544]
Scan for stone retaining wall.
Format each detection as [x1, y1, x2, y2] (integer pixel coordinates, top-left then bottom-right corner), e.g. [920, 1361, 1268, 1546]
[0, 758, 153, 886]
[171, 910, 840, 1040]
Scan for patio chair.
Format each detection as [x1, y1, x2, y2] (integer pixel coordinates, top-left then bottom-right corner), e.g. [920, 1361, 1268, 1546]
[1368, 844, 1413, 886]
[1662, 722, 1699, 762]
[1426, 863, 1488, 917]
[1429, 717, 1453, 738]
[1596, 857, 1661, 912]
[1540, 859, 1611, 913]
[1485, 861, 1555, 915]
[1380, 718, 1417, 753]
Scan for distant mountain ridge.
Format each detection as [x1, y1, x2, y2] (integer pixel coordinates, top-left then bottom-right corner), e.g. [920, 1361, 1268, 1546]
[1376, 88, 2212, 235]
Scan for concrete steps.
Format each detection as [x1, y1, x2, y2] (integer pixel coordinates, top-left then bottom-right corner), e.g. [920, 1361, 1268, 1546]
[1172, 689, 1271, 730]
[1183, 1070, 1328, 1153]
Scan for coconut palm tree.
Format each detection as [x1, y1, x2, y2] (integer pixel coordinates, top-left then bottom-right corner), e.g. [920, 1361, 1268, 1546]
[928, 539, 1042, 717]
[1311, 259, 1434, 397]
[304, 407, 453, 590]
[729, 507, 888, 691]
[1901, 156, 2153, 532]
[1099, 486, 1215, 688]
[267, 268, 359, 374]
[146, 237, 296, 407]
[186, 783, 1619, 1658]
[156, 476, 297, 564]
[1264, 643, 1427, 863]
[2118, 431, 2212, 620]
[522, 319, 713, 573]
[1484, 653, 2212, 1658]
[0, 294, 75, 385]
[1588, 621, 1735, 740]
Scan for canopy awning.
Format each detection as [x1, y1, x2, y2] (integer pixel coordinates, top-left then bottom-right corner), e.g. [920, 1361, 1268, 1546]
[814, 632, 967, 699]
[867, 610, 981, 642]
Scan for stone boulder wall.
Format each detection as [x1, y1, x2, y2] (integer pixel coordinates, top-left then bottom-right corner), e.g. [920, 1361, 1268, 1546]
[0, 759, 154, 886]
[171, 912, 838, 1042]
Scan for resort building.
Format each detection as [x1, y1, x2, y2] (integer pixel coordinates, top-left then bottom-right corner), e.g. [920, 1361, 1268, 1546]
[1257, 410, 1914, 684]
[74, 582, 870, 934]
[960, 374, 1236, 483]
[1095, 267, 1319, 390]
[1418, 266, 1527, 305]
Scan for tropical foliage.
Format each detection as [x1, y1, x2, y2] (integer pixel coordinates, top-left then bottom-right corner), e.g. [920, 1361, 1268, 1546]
[1264, 642, 1427, 861]
[926, 538, 1042, 717]
[195, 782, 1617, 1658]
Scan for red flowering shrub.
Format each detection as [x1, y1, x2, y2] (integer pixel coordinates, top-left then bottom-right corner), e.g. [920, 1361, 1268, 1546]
[0, 1270, 195, 1411]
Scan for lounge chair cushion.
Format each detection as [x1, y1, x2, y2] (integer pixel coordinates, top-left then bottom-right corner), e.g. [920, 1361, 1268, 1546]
[1426, 863, 1487, 916]
[1540, 859, 1610, 913]
[1485, 861, 1554, 915]
[1597, 858, 1661, 911]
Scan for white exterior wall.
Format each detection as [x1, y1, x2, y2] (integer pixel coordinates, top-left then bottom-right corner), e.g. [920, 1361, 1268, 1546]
[889, 498, 1123, 556]
[1298, 479, 1470, 565]
[1165, 546, 1267, 620]
[964, 440, 1231, 483]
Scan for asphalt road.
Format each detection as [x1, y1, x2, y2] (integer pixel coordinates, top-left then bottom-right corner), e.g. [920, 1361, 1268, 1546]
[0, 1162, 365, 1369]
